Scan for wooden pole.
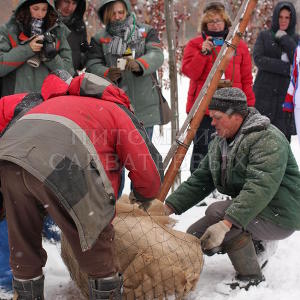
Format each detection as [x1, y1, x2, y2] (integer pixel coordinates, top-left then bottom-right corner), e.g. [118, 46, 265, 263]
[158, 0, 258, 201]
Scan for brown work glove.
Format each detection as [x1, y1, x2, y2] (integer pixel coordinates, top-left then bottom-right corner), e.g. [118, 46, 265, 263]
[106, 67, 122, 82]
[126, 60, 142, 73]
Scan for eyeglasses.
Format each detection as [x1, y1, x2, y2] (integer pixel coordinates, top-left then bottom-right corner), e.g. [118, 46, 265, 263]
[207, 19, 224, 25]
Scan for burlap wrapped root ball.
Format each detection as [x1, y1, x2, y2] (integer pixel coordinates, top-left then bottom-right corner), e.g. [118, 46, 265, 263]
[61, 195, 204, 299]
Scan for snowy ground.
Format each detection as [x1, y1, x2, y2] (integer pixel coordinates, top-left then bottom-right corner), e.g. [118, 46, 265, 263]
[1, 75, 300, 299]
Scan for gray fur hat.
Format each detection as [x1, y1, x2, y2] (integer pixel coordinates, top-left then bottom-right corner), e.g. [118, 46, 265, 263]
[209, 87, 248, 115]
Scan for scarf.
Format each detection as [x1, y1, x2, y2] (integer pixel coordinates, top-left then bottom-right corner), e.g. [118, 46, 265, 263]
[105, 15, 145, 67]
[205, 27, 229, 39]
[31, 18, 44, 36]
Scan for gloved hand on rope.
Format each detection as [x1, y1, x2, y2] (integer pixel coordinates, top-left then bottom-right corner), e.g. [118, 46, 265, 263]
[129, 191, 152, 211]
[200, 220, 231, 255]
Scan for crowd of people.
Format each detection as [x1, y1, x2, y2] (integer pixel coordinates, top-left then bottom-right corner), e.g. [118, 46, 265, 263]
[0, 0, 300, 299]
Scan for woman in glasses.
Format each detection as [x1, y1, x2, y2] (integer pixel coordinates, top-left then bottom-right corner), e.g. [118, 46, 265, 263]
[181, 0, 255, 174]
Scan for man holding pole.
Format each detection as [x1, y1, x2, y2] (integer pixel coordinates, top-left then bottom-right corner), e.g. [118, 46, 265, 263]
[164, 87, 300, 289]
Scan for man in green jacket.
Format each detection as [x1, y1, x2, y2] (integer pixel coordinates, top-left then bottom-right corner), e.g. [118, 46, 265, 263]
[165, 87, 300, 289]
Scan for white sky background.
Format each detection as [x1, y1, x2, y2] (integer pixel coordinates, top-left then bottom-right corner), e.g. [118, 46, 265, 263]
[1, 76, 300, 299]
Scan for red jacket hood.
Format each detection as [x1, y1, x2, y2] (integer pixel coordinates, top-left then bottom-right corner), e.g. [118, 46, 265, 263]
[41, 71, 72, 100]
[68, 73, 133, 112]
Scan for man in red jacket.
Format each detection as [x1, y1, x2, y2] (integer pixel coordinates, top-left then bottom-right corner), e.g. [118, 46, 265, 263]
[0, 71, 163, 300]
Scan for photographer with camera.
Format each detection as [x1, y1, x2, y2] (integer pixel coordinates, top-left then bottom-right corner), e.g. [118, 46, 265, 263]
[0, 0, 74, 97]
[181, 0, 255, 174]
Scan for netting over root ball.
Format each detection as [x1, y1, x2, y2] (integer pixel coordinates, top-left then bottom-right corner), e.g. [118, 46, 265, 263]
[61, 195, 204, 299]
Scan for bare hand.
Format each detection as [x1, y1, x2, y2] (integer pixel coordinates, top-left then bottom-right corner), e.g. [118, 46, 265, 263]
[163, 204, 174, 216]
[29, 36, 44, 52]
[201, 36, 213, 54]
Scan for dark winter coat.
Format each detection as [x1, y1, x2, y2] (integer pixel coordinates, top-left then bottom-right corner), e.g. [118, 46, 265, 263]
[253, 1, 299, 138]
[0, 0, 74, 97]
[166, 108, 300, 231]
[182, 35, 255, 114]
[0, 73, 163, 251]
[55, 0, 88, 71]
[86, 0, 164, 128]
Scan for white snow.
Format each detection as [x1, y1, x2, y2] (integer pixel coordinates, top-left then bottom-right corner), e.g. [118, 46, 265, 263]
[1, 75, 300, 299]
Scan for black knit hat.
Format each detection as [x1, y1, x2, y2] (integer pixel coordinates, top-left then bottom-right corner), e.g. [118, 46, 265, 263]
[209, 87, 248, 116]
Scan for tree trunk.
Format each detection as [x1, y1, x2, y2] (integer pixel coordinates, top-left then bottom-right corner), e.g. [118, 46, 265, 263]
[164, 0, 181, 190]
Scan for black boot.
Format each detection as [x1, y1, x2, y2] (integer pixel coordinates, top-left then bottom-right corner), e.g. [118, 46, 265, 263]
[12, 275, 44, 300]
[88, 273, 123, 300]
[224, 233, 264, 290]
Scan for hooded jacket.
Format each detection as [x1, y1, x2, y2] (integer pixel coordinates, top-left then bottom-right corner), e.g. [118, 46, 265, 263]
[0, 0, 74, 97]
[166, 108, 300, 231]
[0, 72, 163, 251]
[55, 0, 88, 71]
[253, 1, 299, 138]
[86, 0, 164, 128]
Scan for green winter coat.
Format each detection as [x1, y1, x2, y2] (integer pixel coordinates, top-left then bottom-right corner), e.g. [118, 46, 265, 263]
[166, 108, 300, 230]
[86, 0, 164, 127]
[0, 0, 74, 97]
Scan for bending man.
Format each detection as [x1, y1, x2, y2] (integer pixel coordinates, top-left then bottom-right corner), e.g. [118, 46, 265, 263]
[0, 72, 163, 299]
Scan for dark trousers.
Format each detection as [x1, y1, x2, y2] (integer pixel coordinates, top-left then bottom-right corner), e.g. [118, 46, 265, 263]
[0, 162, 118, 280]
[190, 115, 215, 173]
[187, 200, 294, 243]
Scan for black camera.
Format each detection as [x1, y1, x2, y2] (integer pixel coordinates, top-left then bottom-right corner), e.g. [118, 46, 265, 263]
[37, 31, 57, 59]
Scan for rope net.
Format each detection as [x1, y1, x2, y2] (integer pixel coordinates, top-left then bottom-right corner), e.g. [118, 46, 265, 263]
[61, 195, 204, 299]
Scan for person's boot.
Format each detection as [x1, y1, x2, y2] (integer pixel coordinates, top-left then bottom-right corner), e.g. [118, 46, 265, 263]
[12, 275, 44, 300]
[253, 239, 278, 269]
[224, 233, 264, 290]
[88, 273, 123, 300]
